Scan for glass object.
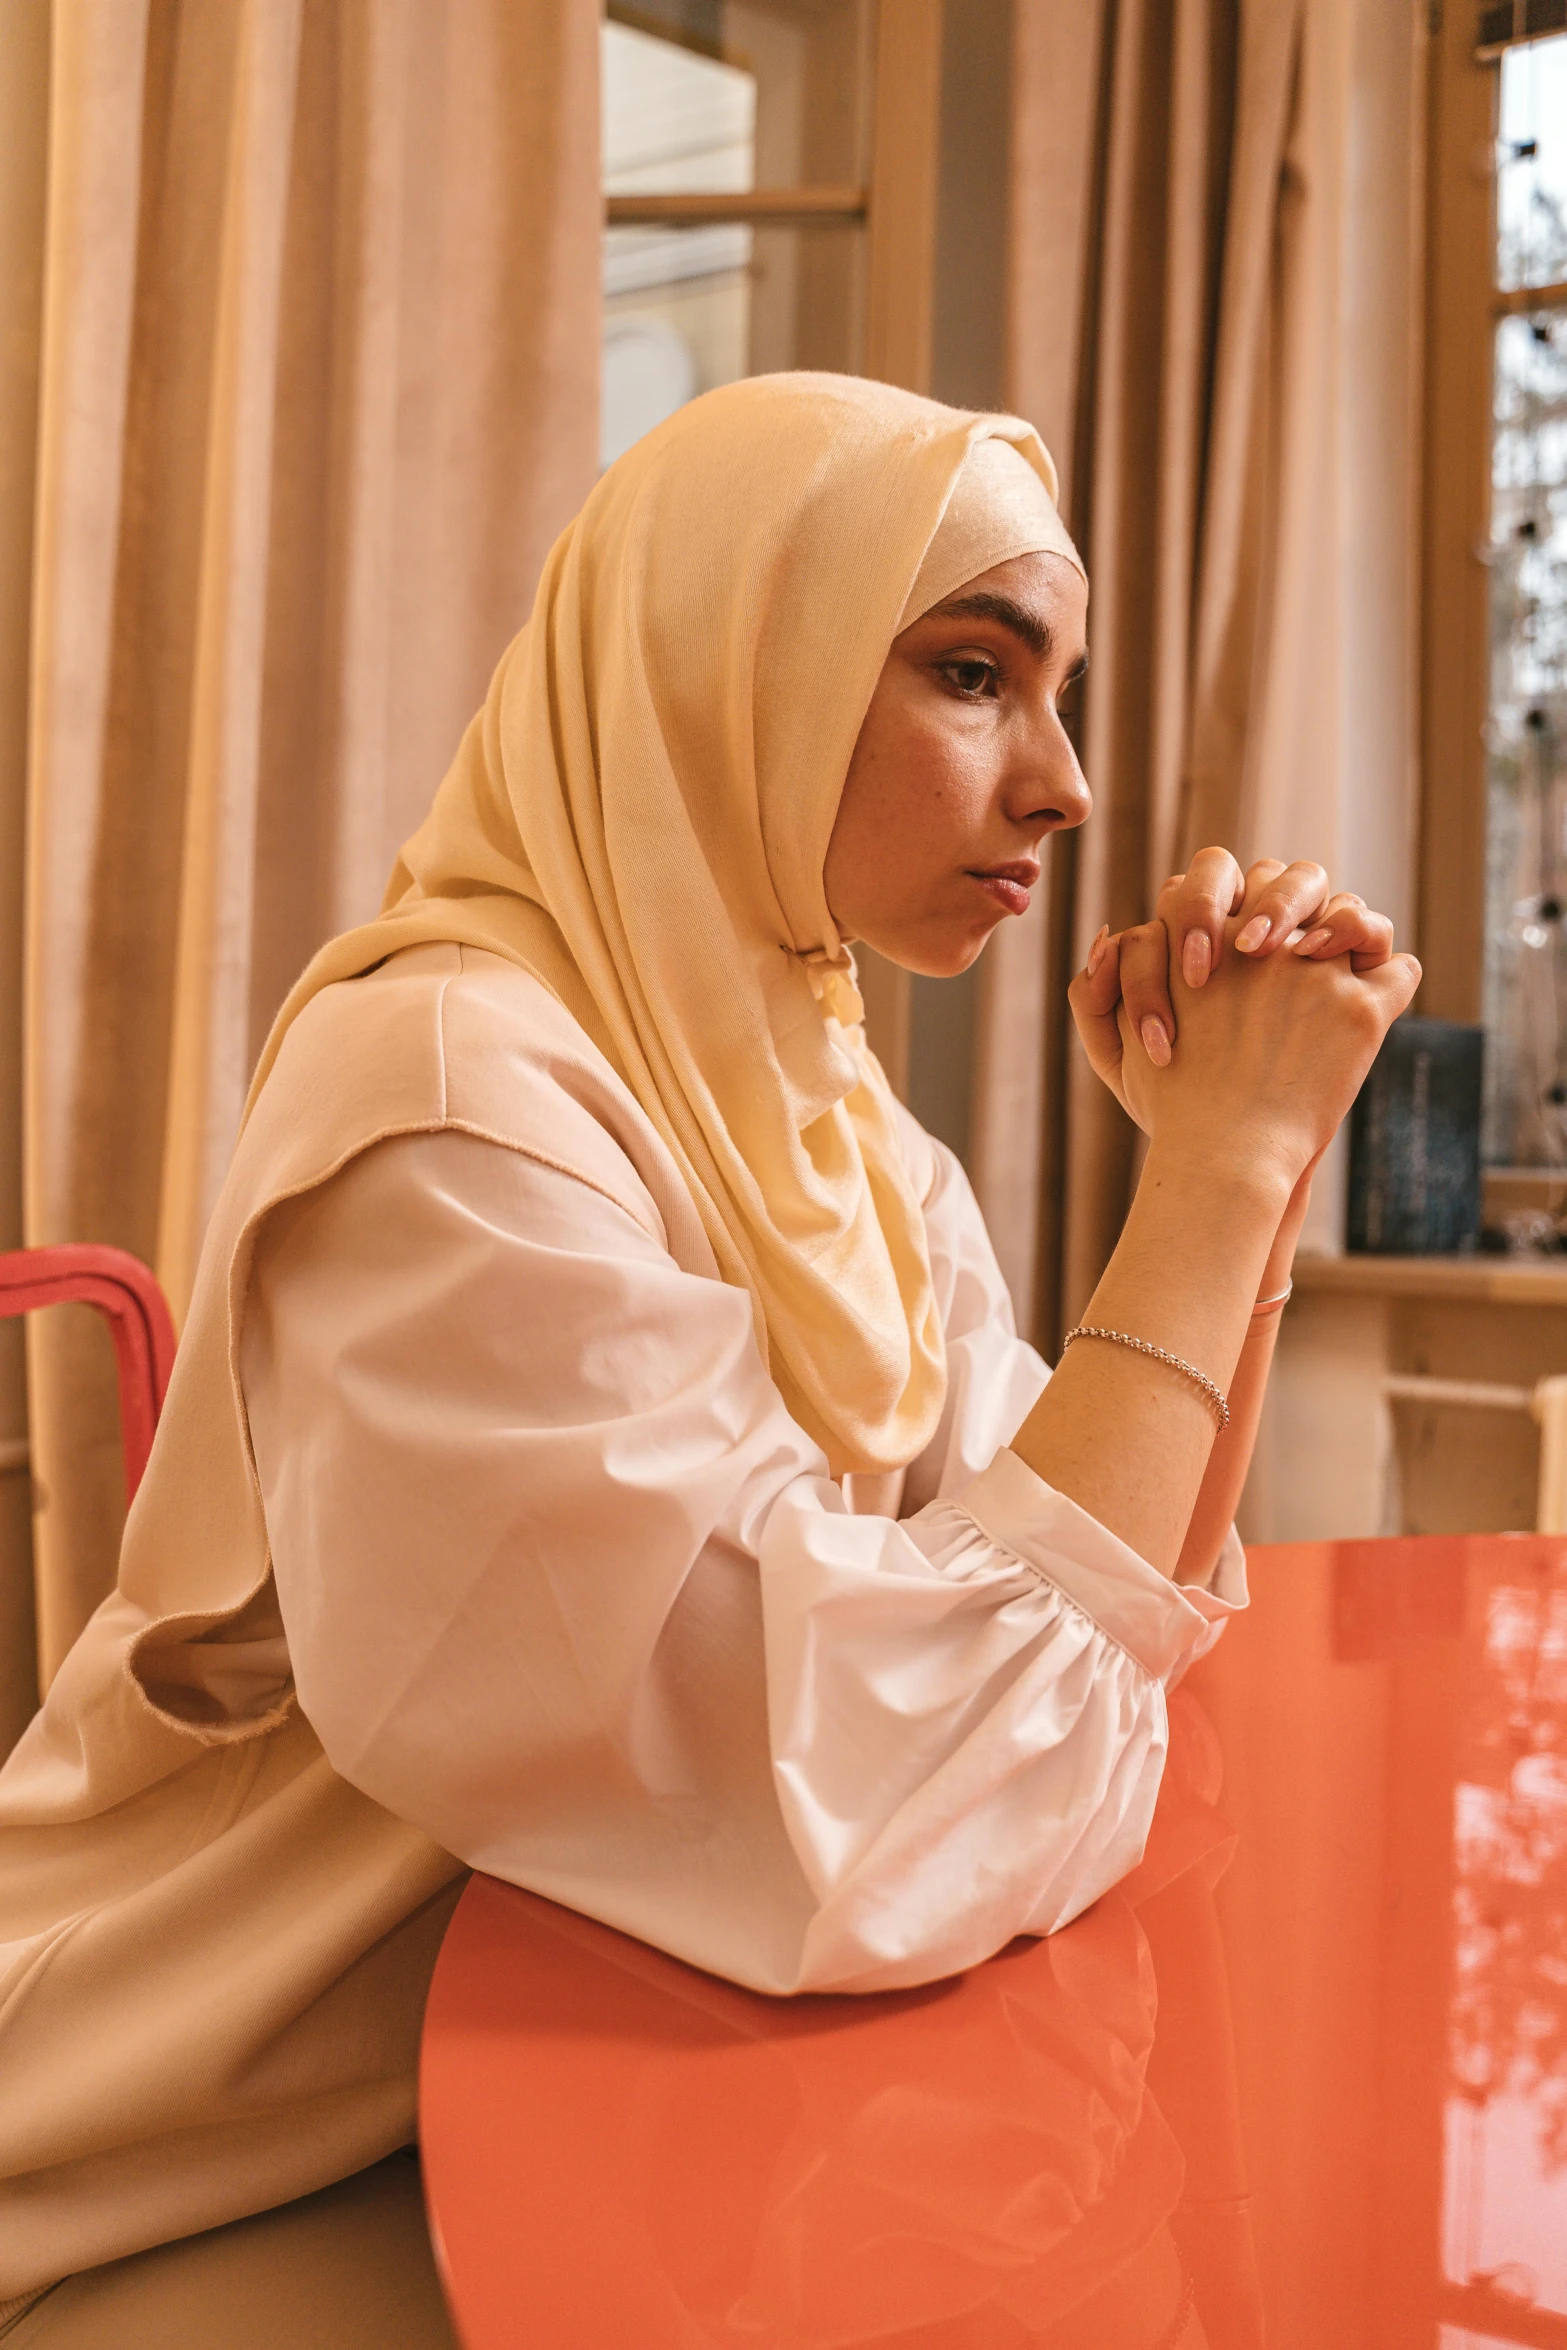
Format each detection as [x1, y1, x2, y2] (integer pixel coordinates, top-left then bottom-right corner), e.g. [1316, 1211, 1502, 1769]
[600, 5, 871, 471]
[1481, 35, 1567, 1176]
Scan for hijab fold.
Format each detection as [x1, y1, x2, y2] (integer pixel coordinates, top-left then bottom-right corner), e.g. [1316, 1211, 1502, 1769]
[249, 376, 1076, 1476]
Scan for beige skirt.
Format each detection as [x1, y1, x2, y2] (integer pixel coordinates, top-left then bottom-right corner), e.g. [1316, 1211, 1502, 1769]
[0, 2153, 457, 2350]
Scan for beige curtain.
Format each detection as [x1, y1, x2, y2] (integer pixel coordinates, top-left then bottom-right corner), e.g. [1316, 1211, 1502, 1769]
[16, 0, 600, 1694]
[975, 0, 1425, 1348]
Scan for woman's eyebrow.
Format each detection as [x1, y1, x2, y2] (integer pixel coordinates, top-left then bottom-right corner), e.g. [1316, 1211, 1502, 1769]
[929, 590, 1052, 658]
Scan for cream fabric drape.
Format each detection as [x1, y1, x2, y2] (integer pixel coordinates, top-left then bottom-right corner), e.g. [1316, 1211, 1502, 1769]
[19, 0, 599, 1690]
[976, 0, 1424, 1344]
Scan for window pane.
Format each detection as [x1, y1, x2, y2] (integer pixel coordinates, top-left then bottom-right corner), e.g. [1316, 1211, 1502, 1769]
[604, 4, 873, 192]
[602, 221, 866, 466]
[1496, 32, 1567, 293]
[1481, 303, 1567, 1171]
[603, 19, 755, 198]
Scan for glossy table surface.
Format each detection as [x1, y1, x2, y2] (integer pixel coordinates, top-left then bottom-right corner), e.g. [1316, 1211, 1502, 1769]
[420, 1536, 1567, 2348]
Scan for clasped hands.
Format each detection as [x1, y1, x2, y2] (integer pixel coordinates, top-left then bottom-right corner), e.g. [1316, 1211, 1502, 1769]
[1068, 849, 1422, 1198]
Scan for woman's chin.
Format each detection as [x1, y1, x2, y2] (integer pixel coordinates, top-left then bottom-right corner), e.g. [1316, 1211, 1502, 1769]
[872, 922, 1000, 980]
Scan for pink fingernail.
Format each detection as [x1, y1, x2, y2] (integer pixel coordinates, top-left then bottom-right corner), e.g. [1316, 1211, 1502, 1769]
[1085, 924, 1110, 976]
[1236, 915, 1271, 953]
[1294, 926, 1332, 955]
[1140, 1014, 1171, 1068]
[1182, 930, 1211, 988]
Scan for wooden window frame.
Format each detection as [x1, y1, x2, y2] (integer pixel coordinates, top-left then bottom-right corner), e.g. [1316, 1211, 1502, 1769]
[1418, 5, 1500, 1023]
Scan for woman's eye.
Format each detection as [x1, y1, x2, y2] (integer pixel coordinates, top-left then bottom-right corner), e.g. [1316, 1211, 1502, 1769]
[940, 656, 999, 699]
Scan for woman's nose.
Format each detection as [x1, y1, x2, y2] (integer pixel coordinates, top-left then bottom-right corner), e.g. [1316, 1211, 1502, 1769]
[1011, 734, 1091, 834]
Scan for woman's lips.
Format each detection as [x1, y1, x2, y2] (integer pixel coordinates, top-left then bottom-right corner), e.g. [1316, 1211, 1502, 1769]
[969, 865, 1038, 917]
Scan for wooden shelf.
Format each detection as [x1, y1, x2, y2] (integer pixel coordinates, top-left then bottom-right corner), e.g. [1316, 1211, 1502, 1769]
[605, 188, 867, 226]
[1293, 1252, 1567, 1306]
[1494, 276, 1567, 316]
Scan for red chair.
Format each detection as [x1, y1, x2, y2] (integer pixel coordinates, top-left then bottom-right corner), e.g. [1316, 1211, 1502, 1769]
[0, 1246, 177, 1504]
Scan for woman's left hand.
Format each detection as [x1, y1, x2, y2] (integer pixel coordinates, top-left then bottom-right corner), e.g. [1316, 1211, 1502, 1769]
[1073, 849, 1399, 1093]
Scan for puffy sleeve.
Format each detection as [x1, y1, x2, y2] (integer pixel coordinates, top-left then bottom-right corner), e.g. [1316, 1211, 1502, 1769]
[240, 1125, 1245, 1995]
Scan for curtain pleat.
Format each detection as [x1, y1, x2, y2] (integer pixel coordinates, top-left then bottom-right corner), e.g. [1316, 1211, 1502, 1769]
[158, 0, 308, 1311]
[1060, 0, 1256, 1332]
[1184, 0, 1307, 851]
[23, 0, 600, 1688]
[0, 1, 50, 1756]
[992, 0, 1424, 1349]
[969, 0, 1105, 1332]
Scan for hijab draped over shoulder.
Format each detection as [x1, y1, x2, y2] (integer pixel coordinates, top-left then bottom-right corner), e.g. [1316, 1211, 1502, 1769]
[250, 375, 1081, 1477]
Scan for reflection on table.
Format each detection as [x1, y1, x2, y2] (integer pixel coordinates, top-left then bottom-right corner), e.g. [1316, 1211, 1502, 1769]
[420, 1535, 1567, 2349]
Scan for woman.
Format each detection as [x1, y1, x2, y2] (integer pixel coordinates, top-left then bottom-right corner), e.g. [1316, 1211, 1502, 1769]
[0, 375, 1416, 2331]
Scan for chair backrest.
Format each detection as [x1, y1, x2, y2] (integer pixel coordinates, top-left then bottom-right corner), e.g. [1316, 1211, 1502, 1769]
[0, 1246, 177, 1504]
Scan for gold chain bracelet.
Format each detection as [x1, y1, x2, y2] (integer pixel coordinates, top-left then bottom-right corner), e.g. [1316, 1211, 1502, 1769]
[1060, 1325, 1230, 1431]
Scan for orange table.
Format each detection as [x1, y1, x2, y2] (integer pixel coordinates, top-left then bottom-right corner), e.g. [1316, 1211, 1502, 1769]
[420, 1536, 1567, 2348]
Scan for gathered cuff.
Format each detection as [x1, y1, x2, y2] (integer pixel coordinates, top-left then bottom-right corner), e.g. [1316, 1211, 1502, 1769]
[953, 1446, 1247, 1680]
[1186, 1521, 1250, 1613]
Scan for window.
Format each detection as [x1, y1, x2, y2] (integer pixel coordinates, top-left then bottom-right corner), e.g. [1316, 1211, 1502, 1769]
[1479, 33, 1567, 1190]
[601, 25, 758, 466]
[600, 3, 875, 471]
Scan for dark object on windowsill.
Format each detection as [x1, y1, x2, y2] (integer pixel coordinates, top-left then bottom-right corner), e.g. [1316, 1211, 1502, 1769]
[1347, 1018, 1483, 1255]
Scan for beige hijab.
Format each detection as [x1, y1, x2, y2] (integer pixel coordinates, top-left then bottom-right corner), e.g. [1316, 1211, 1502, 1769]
[250, 375, 1079, 1476]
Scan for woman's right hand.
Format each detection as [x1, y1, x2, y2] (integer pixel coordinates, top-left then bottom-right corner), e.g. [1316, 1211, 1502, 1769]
[1113, 908, 1420, 1189]
[1070, 853, 1401, 1112]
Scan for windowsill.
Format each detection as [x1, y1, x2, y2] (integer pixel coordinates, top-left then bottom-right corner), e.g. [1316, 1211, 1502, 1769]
[1292, 1252, 1567, 1305]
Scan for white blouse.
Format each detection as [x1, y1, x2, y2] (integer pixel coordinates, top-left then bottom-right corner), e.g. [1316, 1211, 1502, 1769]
[240, 1111, 1245, 1995]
